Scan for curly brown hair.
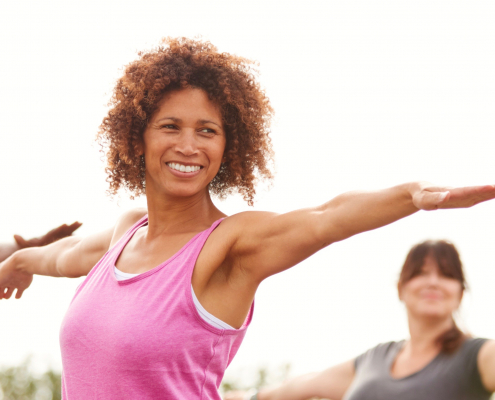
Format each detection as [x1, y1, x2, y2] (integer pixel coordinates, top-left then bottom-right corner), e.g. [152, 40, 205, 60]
[97, 37, 274, 205]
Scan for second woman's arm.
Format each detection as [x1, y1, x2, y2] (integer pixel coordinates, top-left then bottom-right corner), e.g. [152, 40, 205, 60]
[224, 360, 355, 400]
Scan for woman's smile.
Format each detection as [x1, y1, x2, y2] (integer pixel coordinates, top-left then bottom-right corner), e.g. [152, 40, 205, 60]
[166, 162, 202, 173]
[166, 162, 204, 177]
[419, 290, 444, 301]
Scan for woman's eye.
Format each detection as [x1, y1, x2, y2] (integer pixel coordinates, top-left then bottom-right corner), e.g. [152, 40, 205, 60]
[199, 128, 216, 135]
[161, 124, 178, 130]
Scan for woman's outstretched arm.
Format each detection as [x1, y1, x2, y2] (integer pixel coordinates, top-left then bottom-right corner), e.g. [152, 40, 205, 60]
[225, 360, 355, 400]
[0, 208, 146, 299]
[0, 243, 20, 264]
[0, 228, 112, 300]
[0, 222, 82, 263]
[228, 182, 495, 281]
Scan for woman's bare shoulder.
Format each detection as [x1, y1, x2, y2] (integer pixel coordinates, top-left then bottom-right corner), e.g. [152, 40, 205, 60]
[221, 210, 278, 227]
[110, 208, 148, 246]
[206, 211, 275, 249]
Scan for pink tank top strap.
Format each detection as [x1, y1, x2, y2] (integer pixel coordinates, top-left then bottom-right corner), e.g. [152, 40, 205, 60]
[178, 218, 224, 277]
[108, 214, 149, 258]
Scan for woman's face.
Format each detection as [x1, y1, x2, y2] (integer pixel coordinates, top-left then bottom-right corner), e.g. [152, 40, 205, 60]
[399, 256, 463, 320]
[142, 87, 226, 199]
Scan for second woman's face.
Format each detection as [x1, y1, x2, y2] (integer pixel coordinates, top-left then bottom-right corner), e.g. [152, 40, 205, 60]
[399, 256, 463, 320]
[142, 87, 226, 199]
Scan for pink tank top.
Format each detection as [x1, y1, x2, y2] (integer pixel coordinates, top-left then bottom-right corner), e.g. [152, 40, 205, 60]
[59, 216, 253, 399]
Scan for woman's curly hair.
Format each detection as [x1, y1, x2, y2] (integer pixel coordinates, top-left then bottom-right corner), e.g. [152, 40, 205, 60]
[97, 37, 274, 205]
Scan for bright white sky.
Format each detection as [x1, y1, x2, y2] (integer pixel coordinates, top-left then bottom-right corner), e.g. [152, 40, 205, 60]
[1, 0, 495, 386]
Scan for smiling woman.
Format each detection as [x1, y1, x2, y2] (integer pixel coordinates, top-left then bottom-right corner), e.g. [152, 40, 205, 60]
[1, 37, 495, 400]
[139, 88, 227, 201]
[227, 241, 495, 400]
[97, 37, 274, 205]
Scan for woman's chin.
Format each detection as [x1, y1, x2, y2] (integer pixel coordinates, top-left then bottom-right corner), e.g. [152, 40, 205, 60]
[414, 307, 452, 320]
[163, 185, 208, 199]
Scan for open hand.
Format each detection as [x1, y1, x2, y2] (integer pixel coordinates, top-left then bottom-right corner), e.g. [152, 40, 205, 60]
[0, 257, 33, 300]
[412, 183, 495, 211]
[14, 221, 82, 248]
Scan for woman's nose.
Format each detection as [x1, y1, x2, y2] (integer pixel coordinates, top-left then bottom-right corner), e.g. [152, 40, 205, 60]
[426, 271, 441, 285]
[175, 131, 199, 156]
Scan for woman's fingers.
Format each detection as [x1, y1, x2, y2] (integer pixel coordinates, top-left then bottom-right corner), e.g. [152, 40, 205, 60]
[67, 221, 82, 233]
[413, 189, 450, 210]
[39, 221, 82, 245]
[439, 185, 495, 209]
[0, 286, 11, 299]
[13, 234, 30, 248]
[415, 184, 495, 210]
[1, 285, 28, 299]
[14, 221, 83, 249]
[3, 287, 14, 299]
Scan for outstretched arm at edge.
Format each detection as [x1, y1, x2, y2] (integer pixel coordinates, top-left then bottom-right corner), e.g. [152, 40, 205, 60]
[0, 208, 147, 299]
[0, 243, 20, 264]
[224, 360, 355, 400]
[229, 182, 495, 282]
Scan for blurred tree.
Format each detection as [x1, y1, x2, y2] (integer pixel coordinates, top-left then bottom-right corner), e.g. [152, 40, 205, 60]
[0, 358, 61, 400]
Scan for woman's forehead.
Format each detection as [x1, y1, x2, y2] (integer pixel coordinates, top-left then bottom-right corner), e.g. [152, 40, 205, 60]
[154, 88, 222, 121]
[421, 256, 439, 268]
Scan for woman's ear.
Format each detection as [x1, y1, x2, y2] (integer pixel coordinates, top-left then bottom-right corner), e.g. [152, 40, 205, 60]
[135, 141, 144, 157]
[397, 282, 403, 302]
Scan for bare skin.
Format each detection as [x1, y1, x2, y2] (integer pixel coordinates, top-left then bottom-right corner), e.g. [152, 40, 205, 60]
[0, 222, 81, 263]
[1, 87, 495, 332]
[226, 257, 495, 400]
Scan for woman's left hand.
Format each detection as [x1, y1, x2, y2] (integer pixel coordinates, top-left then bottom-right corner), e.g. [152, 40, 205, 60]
[411, 183, 495, 211]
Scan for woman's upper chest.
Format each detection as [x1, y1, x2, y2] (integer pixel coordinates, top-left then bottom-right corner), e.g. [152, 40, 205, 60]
[390, 348, 441, 379]
[114, 223, 234, 282]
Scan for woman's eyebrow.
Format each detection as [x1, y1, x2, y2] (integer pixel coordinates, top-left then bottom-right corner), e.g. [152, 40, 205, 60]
[154, 117, 222, 129]
[198, 119, 222, 129]
[155, 116, 181, 123]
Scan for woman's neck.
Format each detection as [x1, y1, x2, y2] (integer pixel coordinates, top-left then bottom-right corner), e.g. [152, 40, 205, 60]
[406, 313, 455, 355]
[145, 188, 226, 237]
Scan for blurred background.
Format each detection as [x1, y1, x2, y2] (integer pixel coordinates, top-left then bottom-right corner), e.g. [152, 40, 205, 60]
[1, 0, 495, 398]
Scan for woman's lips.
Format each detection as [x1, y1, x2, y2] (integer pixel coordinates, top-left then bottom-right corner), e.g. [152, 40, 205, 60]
[166, 162, 203, 178]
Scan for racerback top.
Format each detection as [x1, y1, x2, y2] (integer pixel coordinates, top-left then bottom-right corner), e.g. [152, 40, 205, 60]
[59, 215, 253, 399]
[343, 339, 492, 400]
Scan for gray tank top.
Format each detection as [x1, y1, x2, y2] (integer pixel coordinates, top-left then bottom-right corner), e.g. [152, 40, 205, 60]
[343, 338, 492, 400]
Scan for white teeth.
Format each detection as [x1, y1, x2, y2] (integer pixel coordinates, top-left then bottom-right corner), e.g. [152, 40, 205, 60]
[167, 163, 201, 173]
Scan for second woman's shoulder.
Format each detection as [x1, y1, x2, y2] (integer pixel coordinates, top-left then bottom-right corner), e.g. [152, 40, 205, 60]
[365, 340, 404, 356]
[355, 341, 403, 368]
